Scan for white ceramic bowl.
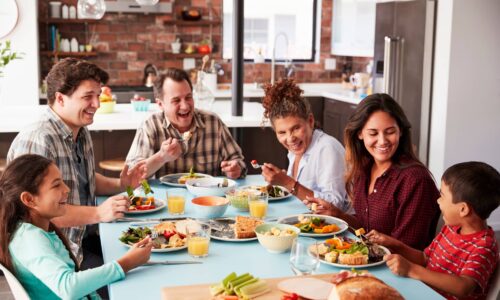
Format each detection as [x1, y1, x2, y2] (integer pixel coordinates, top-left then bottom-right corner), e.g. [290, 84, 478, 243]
[255, 223, 300, 253]
[186, 177, 237, 197]
[191, 196, 230, 219]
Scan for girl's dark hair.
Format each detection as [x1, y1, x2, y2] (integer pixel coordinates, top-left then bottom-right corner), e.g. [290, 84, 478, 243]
[344, 93, 421, 200]
[46, 58, 109, 106]
[0, 154, 78, 274]
[442, 161, 500, 219]
[262, 79, 315, 126]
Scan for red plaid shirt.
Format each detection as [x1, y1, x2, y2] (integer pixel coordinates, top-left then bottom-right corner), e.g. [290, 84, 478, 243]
[425, 225, 498, 300]
[352, 163, 440, 250]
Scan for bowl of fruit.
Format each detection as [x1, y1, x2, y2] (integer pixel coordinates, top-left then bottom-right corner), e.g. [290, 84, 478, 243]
[131, 94, 151, 112]
[97, 86, 116, 114]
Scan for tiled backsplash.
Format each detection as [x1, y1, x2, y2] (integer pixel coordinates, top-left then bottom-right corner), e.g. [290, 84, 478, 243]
[38, 0, 371, 86]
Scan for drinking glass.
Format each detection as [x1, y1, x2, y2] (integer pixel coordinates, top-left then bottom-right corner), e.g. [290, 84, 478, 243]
[289, 237, 320, 275]
[166, 188, 186, 215]
[187, 222, 211, 258]
[248, 192, 268, 219]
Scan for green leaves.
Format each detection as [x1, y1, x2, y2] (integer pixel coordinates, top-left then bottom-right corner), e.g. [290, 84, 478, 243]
[141, 179, 153, 195]
[0, 40, 24, 77]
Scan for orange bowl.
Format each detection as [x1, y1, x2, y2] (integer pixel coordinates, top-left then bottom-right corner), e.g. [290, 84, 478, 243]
[191, 196, 229, 218]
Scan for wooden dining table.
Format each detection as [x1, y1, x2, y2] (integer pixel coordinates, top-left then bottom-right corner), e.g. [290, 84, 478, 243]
[97, 175, 444, 300]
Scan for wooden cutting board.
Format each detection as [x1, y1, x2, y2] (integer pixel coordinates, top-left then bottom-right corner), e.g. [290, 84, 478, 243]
[162, 273, 333, 300]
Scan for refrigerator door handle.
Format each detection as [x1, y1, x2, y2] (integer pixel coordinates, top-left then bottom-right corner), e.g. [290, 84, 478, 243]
[383, 36, 404, 101]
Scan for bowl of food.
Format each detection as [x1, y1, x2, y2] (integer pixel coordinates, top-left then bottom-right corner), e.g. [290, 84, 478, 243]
[225, 186, 268, 212]
[255, 223, 300, 253]
[191, 196, 230, 219]
[186, 177, 236, 197]
[97, 86, 116, 114]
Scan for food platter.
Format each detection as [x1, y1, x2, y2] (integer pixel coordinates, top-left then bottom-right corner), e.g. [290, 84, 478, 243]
[318, 245, 391, 269]
[119, 221, 188, 253]
[277, 214, 348, 237]
[208, 218, 257, 242]
[238, 185, 292, 201]
[125, 198, 166, 215]
[160, 173, 213, 187]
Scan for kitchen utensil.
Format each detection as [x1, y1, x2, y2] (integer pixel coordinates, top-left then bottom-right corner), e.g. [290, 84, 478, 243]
[250, 160, 263, 169]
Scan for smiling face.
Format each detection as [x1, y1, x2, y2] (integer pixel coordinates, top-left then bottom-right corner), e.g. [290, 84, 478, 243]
[30, 164, 70, 220]
[157, 78, 194, 133]
[358, 110, 401, 167]
[54, 79, 101, 136]
[273, 114, 314, 156]
[437, 181, 466, 226]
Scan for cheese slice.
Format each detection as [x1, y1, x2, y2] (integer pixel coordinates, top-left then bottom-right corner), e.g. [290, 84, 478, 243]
[277, 277, 333, 300]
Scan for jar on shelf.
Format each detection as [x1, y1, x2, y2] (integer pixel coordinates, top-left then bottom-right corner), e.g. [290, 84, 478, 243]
[193, 71, 214, 111]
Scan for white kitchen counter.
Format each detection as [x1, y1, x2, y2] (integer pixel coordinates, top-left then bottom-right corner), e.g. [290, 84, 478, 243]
[0, 101, 266, 133]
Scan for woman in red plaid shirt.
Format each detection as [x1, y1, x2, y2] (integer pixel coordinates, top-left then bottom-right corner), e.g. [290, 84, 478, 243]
[304, 94, 440, 250]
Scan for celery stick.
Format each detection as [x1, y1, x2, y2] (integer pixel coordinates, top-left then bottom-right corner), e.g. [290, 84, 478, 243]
[209, 283, 224, 296]
[226, 274, 253, 295]
[222, 272, 237, 288]
[234, 278, 259, 298]
[240, 280, 271, 299]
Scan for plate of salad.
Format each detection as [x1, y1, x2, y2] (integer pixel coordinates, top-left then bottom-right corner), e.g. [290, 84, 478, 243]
[159, 168, 213, 187]
[277, 214, 348, 237]
[237, 185, 291, 201]
[118, 221, 188, 253]
[125, 180, 165, 214]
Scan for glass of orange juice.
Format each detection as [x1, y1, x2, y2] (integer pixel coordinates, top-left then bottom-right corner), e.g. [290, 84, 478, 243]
[166, 188, 186, 215]
[249, 191, 268, 219]
[187, 222, 211, 258]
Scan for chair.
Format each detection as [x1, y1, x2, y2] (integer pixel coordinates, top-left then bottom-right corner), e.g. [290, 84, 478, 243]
[486, 261, 500, 300]
[98, 158, 125, 172]
[0, 263, 30, 300]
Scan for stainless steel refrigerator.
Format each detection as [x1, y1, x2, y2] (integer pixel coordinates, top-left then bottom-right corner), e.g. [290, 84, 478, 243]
[372, 0, 435, 165]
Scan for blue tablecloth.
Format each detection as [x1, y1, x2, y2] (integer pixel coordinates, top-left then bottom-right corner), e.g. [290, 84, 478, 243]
[98, 175, 444, 300]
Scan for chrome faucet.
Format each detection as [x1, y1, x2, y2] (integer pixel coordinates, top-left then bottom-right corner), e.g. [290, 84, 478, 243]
[271, 32, 289, 85]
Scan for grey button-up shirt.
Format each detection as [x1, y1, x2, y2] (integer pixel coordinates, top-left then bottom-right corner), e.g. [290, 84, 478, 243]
[7, 107, 96, 264]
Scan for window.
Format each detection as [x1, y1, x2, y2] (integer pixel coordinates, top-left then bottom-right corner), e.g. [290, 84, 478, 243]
[223, 0, 316, 61]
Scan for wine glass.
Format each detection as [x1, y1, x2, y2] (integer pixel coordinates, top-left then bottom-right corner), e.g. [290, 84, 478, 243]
[289, 237, 320, 276]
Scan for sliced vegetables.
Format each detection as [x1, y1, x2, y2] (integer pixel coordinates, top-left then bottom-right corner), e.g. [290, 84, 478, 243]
[210, 272, 270, 299]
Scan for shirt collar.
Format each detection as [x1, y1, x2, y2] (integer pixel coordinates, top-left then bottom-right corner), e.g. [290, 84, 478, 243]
[287, 129, 321, 178]
[45, 107, 79, 141]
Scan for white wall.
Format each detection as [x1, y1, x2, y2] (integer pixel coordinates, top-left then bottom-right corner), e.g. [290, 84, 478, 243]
[429, 0, 500, 229]
[0, 0, 39, 106]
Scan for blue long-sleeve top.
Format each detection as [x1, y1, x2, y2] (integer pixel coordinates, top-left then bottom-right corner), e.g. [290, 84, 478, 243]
[9, 222, 125, 300]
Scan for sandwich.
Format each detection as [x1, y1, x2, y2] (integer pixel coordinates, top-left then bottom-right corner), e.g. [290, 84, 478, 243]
[328, 271, 404, 300]
[234, 216, 263, 239]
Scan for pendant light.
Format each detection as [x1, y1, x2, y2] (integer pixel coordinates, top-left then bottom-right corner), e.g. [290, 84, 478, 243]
[135, 0, 160, 5]
[77, 0, 106, 19]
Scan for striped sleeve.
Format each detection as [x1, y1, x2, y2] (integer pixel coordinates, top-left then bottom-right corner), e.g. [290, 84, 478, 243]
[460, 236, 498, 291]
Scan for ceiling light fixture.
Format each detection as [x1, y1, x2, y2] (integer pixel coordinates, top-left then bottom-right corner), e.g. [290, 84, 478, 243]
[135, 0, 159, 5]
[77, 0, 106, 19]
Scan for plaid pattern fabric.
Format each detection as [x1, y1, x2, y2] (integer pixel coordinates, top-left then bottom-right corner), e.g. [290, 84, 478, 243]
[352, 163, 440, 250]
[126, 110, 246, 178]
[7, 107, 96, 264]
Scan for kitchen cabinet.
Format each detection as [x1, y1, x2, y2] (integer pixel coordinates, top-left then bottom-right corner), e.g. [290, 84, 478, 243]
[323, 98, 357, 144]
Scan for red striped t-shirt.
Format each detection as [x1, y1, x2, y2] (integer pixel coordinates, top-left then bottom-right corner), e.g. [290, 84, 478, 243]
[424, 225, 498, 300]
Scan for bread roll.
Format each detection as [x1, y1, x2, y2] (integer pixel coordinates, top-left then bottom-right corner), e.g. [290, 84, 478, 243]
[328, 276, 404, 300]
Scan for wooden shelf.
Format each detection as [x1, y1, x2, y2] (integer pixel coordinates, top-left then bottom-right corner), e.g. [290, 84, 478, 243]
[40, 18, 98, 24]
[41, 51, 98, 57]
[163, 20, 220, 26]
[164, 53, 216, 59]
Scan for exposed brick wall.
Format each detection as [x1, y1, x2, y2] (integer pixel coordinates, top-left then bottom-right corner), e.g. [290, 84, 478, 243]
[38, 0, 370, 86]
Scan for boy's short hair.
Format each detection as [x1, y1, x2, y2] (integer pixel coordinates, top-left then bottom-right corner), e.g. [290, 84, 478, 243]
[46, 58, 109, 106]
[442, 161, 500, 219]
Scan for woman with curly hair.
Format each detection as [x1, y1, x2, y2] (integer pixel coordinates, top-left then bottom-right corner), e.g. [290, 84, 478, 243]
[305, 94, 440, 249]
[260, 79, 350, 212]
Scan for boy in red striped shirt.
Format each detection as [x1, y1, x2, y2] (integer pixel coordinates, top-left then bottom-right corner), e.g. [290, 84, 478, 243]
[367, 161, 500, 300]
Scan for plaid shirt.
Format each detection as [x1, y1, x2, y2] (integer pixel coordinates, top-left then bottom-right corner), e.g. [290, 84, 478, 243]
[352, 163, 440, 250]
[7, 107, 96, 264]
[126, 110, 246, 178]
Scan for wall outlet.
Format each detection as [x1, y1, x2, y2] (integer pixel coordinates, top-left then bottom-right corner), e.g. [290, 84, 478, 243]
[324, 58, 337, 70]
[183, 58, 196, 70]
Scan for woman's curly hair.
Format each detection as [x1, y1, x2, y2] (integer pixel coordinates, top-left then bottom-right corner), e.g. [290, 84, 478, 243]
[262, 79, 312, 124]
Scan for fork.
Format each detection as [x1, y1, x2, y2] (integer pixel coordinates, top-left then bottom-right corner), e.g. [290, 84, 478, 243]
[250, 160, 263, 169]
[150, 229, 159, 239]
[348, 226, 368, 241]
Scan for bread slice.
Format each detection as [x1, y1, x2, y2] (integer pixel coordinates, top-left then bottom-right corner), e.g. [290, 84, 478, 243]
[338, 252, 368, 265]
[328, 276, 404, 300]
[234, 216, 263, 239]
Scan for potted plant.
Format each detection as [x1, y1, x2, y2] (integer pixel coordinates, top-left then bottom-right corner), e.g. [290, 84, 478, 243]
[0, 40, 23, 77]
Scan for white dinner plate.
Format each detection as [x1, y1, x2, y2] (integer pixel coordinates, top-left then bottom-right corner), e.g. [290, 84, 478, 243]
[120, 221, 188, 252]
[125, 198, 166, 215]
[209, 218, 258, 242]
[237, 185, 292, 201]
[319, 245, 391, 268]
[277, 214, 348, 237]
[159, 173, 213, 187]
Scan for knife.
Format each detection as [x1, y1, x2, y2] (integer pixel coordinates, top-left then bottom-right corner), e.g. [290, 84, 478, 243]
[116, 217, 188, 224]
[143, 260, 202, 266]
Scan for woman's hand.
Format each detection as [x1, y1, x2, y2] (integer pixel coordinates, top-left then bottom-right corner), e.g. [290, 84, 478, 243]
[261, 163, 294, 188]
[303, 196, 343, 218]
[366, 229, 401, 248]
[117, 236, 153, 273]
